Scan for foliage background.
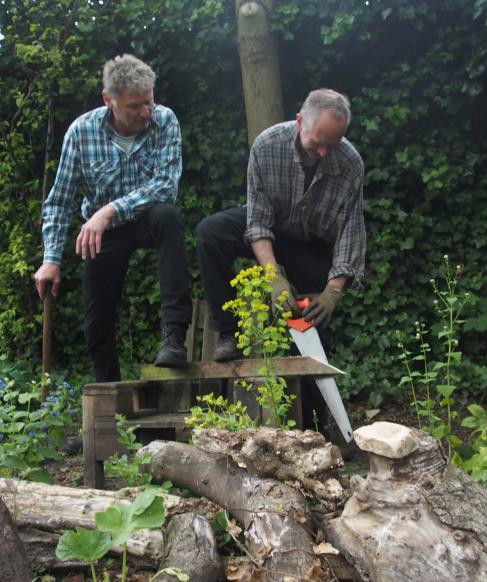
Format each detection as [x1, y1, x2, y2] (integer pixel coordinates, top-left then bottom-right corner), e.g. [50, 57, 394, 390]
[0, 0, 486, 404]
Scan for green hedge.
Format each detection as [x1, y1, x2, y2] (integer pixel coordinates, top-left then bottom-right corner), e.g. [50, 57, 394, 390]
[0, 0, 486, 402]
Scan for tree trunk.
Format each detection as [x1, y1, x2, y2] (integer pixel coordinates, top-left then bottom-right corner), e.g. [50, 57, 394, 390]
[236, 0, 284, 145]
[154, 513, 225, 581]
[0, 495, 33, 582]
[325, 423, 487, 581]
[142, 440, 324, 581]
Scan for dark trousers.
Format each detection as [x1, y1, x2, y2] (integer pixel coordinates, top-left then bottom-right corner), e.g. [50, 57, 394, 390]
[196, 206, 333, 332]
[84, 203, 192, 382]
[196, 206, 335, 428]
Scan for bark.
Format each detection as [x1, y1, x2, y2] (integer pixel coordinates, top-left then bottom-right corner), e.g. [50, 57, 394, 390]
[0, 478, 221, 571]
[142, 440, 324, 581]
[192, 427, 345, 507]
[0, 495, 33, 582]
[236, 0, 284, 145]
[325, 428, 487, 581]
[154, 513, 225, 581]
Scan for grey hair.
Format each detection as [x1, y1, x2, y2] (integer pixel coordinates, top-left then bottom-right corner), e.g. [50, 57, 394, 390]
[300, 89, 351, 130]
[103, 54, 155, 98]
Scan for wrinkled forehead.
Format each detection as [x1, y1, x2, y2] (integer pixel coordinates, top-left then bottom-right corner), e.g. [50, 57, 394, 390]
[113, 88, 154, 105]
[306, 110, 347, 139]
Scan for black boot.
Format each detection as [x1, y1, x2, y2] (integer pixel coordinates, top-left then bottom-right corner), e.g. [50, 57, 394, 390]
[154, 324, 188, 368]
[213, 332, 241, 362]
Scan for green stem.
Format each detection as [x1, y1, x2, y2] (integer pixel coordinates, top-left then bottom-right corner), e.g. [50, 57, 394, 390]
[264, 355, 281, 427]
[418, 328, 432, 431]
[122, 542, 127, 582]
[399, 339, 422, 430]
[90, 562, 98, 582]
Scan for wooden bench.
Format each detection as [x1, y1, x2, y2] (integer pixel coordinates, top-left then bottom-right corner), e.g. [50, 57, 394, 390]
[82, 300, 343, 488]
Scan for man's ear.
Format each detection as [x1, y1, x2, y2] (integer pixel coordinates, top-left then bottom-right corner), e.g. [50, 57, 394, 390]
[296, 113, 303, 129]
[102, 90, 112, 109]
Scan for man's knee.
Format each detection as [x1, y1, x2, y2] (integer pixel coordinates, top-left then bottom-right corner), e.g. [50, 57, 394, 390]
[149, 202, 181, 224]
[196, 213, 221, 248]
[196, 208, 246, 250]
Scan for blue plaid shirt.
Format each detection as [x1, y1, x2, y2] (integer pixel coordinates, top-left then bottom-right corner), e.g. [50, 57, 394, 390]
[42, 105, 182, 265]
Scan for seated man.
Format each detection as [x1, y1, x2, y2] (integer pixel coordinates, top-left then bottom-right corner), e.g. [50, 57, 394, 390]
[35, 54, 192, 381]
[197, 87, 365, 365]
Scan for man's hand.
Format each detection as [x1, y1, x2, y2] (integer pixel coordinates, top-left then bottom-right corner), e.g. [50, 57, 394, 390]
[76, 204, 116, 260]
[299, 284, 342, 328]
[34, 263, 61, 300]
[271, 266, 298, 316]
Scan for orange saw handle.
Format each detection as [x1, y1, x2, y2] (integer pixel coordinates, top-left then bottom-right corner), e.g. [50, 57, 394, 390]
[287, 297, 314, 331]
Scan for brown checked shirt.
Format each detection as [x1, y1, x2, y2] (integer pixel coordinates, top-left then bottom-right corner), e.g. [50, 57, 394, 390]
[244, 121, 366, 286]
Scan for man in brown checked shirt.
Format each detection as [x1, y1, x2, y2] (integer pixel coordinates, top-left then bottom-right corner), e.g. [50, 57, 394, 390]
[197, 88, 366, 369]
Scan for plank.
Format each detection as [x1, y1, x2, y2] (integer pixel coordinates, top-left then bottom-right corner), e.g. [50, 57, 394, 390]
[140, 356, 344, 382]
[125, 412, 188, 429]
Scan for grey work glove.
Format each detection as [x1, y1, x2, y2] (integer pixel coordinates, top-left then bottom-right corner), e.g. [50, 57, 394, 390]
[299, 284, 342, 329]
[270, 266, 298, 316]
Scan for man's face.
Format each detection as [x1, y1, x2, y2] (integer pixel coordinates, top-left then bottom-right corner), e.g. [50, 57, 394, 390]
[297, 110, 347, 160]
[103, 88, 154, 136]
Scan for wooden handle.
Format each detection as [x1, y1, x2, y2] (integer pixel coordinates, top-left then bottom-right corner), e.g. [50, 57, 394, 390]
[41, 283, 53, 404]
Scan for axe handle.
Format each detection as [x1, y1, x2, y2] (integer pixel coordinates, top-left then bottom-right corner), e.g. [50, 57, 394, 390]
[41, 282, 53, 404]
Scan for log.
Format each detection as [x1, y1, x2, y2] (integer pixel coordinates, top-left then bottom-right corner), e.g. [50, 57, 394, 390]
[141, 440, 325, 580]
[325, 422, 487, 581]
[0, 478, 221, 571]
[154, 513, 225, 581]
[192, 427, 345, 506]
[0, 495, 33, 582]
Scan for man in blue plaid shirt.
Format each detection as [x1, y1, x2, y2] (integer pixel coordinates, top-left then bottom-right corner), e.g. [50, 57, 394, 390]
[34, 55, 192, 381]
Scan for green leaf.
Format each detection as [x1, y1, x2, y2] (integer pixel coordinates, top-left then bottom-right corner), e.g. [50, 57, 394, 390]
[467, 404, 486, 420]
[158, 567, 189, 581]
[437, 384, 456, 398]
[95, 491, 165, 546]
[56, 527, 112, 562]
[25, 467, 53, 484]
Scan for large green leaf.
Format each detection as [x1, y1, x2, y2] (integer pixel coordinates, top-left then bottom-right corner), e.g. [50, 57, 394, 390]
[95, 491, 166, 546]
[56, 527, 112, 562]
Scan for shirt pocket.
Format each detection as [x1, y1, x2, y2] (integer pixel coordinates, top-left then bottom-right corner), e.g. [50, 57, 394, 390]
[133, 152, 156, 186]
[83, 159, 121, 198]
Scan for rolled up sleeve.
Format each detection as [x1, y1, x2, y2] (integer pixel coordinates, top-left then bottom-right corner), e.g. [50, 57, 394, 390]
[328, 170, 366, 287]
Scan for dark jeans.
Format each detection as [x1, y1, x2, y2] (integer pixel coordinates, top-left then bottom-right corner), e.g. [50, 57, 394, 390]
[196, 206, 333, 332]
[84, 203, 192, 382]
[196, 206, 335, 428]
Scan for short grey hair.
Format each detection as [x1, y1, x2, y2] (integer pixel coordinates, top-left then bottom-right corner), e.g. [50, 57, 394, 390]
[103, 54, 155, 98]
[300, 89, 351, 130]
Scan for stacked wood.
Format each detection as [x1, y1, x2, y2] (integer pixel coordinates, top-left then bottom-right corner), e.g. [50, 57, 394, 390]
[0, 478, 221, 571]
[142, 439, 326, 581]
[324, 422, 487, 581]
[192, 427, 345, 506]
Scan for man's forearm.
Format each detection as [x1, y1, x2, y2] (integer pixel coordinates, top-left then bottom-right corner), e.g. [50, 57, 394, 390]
[250, 239, 277, 267]
[328, 275, 348, 290]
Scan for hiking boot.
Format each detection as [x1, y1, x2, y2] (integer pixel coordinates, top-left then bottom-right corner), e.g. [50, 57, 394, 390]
[154, 324, 188, 368]
[64, 436, 83, 456]
[214, 332, 241, 362]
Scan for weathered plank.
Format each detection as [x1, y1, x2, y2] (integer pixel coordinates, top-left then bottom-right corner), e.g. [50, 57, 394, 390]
[140, 356, 344, 382]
